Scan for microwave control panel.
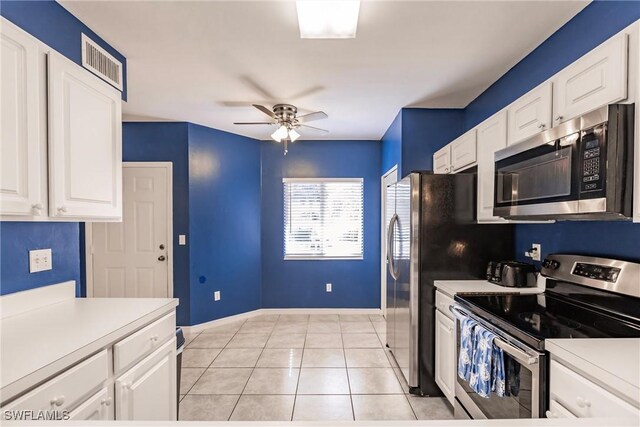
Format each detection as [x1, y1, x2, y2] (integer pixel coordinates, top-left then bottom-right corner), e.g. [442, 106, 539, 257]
[580, 127, 605, 193]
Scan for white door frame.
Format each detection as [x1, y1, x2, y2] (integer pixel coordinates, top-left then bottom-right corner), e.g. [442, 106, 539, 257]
[85, 162, 174, 298]
[380, 164, 398, 318]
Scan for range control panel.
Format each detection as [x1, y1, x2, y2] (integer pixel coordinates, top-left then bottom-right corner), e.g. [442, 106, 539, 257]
[572, 262, 621, 283]
[580, 126, 606, 193]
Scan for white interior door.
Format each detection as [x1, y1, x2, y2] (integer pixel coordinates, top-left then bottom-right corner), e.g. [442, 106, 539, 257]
[380, 165, 398, 318]
[90, 163, 172, 298]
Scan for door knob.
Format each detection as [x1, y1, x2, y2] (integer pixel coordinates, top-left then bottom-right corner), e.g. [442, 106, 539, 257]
[158, 255, 166, 261]
[159, 244, 165, 250]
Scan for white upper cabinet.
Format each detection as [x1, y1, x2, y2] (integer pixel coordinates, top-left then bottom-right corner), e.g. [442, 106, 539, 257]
[0, 20, 47, 217]
[476, 110, 508, 223]
[433, 145, 451, 174]
[450, 129, 477, 171]
[507, 82, 553, 145]
[553, 33, 628, 124]
[48, 52, 122, 220]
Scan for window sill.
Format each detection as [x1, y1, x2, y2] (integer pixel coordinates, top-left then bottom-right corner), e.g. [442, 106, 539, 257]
[284, 256, 364, 261]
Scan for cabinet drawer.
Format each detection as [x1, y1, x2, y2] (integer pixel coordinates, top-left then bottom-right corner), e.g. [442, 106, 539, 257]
[550, 360, 638, 419]
[546, 399, 576, 419]
[68, 387, 112, 420]
[114, 312, 175, 374]
[435, 291, 455, 320]
[2, 350, 108, 412]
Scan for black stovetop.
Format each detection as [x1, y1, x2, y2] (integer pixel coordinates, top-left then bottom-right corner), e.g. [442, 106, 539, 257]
[454, 280, 640, 351]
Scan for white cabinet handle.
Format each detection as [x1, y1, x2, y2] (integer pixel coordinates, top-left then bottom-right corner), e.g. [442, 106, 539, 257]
[150, 335, 159, 342]
[545, 410, 557, 418]
[538, 123, 546, 129]
[57, 206, 68, 213]
[576, 396, 591, 408]
[122, 382, 132, 390]
[555, 115, 563, 122]
[101, 397, 113, 406]
[50, 396, 65, 407]
[31, 203, 43, 214]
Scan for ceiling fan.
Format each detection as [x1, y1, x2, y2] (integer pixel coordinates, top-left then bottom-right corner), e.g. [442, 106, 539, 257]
[234, 104, 328, 155]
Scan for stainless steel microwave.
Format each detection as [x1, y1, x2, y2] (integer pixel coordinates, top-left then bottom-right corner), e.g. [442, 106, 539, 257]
[493, 104, 634, 220]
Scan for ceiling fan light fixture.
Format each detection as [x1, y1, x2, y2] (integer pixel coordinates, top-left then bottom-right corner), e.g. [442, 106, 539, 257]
[296, 0, 360, 39]
[271, 125, 289, 142]
[289, 128, 301, 142]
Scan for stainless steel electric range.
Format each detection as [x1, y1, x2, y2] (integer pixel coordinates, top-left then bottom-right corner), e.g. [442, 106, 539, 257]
[451, 254, 640, 420]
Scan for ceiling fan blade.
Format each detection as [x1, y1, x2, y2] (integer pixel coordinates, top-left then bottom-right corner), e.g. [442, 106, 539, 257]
[298, 124, 329, 133]
[233, 122, 275, 125]
[253, 104, 277, 119]
[297, 111, 328, 123]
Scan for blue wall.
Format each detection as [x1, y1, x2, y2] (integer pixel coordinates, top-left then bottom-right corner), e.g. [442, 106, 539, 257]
[0, 223, 81, 295]
[1, 0, 127, 100]
[401, 109, 464, 175]
[188, 124, 262, 325]
[461, 1, 640, 263]
[261, 140, 381, 309]
[122, 122, 191, 325]
[0, 0, 126, 297]
[381, 112, 402, 175]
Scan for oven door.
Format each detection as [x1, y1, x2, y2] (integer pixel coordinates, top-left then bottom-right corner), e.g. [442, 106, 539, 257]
[451, 305, 546, 419]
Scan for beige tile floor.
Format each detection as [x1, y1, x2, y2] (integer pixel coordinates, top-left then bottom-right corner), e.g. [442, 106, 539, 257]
[179, 313, 455, 421]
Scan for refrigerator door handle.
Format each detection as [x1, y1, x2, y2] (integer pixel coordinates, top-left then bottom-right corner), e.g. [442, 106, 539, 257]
[387, 213, 399, 280]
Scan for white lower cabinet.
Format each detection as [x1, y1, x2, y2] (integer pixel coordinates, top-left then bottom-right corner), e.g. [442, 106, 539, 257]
[435, 308, 455, 405]
[115, 337, 177, 421]
[68, 387, 112, 420]
[549, 359, 638, 419]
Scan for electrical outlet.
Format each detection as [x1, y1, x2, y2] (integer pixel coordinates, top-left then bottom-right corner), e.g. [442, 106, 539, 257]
[525, 243, 542, 261]
[214, 291, 221, 301]
[179, 235, 187, 245]
[326, 283, 332, 292]
[29, 249, 52, 273]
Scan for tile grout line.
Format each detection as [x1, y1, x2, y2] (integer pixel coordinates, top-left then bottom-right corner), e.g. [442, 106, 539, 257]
[290, 317, 309, 421]
[225, 314, 280, 421]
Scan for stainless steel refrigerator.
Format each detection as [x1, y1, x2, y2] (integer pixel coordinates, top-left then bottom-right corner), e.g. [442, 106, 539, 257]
[385, 171, 514, 396]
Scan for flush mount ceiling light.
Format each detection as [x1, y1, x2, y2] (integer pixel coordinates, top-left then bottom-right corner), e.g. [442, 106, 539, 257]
[296, 0, 361, 39]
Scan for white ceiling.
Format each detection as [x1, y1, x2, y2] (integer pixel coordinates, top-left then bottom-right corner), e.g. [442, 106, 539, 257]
[60, 0, 588, 140]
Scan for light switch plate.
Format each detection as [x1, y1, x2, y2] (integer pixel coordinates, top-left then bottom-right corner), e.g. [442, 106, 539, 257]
[179, 235, 187, 245]
[29, 249, 52, 273]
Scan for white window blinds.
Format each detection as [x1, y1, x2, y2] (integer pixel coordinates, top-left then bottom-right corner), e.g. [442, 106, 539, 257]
[283, 178, 364, 259]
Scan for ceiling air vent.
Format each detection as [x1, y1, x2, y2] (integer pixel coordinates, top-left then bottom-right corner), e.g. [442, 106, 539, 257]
[81, 33, 123, 91]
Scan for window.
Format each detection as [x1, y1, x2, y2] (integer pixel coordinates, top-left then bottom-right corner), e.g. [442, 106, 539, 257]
[283, 178, 364, 260]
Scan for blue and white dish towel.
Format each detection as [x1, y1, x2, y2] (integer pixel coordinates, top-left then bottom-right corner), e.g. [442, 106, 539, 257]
[457, 317, 505, 398]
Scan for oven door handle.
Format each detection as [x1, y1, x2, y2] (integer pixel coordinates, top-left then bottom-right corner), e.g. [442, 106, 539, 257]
[449, 305, 539, 366]
[494, 339, 538, 366]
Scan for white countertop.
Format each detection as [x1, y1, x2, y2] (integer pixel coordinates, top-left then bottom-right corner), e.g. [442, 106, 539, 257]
[434, 279, 544, 297]
[0, 295, 177, 403]
[546, 338, 640, 405]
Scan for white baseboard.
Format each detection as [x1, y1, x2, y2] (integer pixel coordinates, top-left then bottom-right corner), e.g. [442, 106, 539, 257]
[180, 307, 382, 334]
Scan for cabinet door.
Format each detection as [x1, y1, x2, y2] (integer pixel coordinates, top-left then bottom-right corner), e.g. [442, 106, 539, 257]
[476, 110, 508, 223]
[433, 145, 451, 174]
[435, 310, 455, 405]
[507, 82, 552, 145]
[0, 19, 47, 217]
[553, 34, 627, 124]
[47, 52, 122, 220]
[451, 130, 477, 171]
[115, 337, 176, 421]
[68, 387, 113, 420]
